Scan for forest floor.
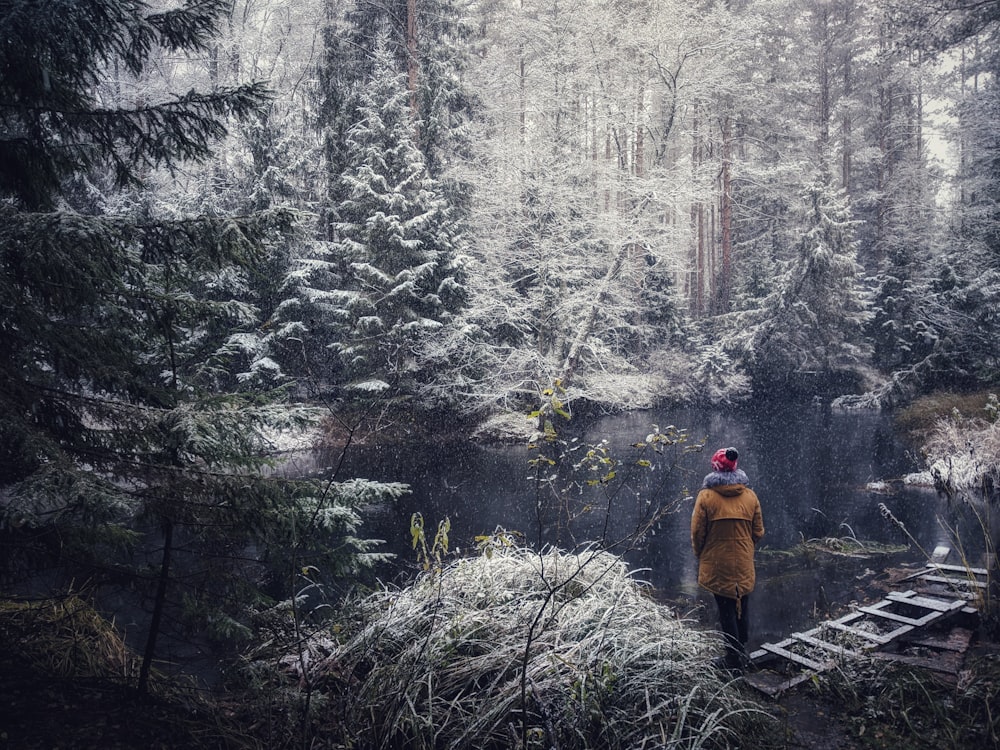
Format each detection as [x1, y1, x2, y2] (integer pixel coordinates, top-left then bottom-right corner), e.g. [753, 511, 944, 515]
[2, 636, 997, 749]
[0, 651, 218, 750]
[0, 663, 864, 750]
[774, 689, 861, 750]
[1, 545, 997, 749]
[740, 556, 1000, 750]
[1, 595, 997, 749]
[768, 635, 1000, 750]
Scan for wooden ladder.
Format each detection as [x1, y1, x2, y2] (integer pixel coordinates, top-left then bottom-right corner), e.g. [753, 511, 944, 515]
[898, 561, 992, 601]
[745, 590, 973, 696]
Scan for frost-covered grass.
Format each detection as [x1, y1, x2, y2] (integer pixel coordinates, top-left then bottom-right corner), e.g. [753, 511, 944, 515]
[896, 391, 999, 437]
[283, 547, 777, 749]
[0, 597, 142, 685]
[920, 396, 1000, 495]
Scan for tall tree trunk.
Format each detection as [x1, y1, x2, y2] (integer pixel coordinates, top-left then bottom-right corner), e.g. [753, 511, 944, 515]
[840, 6, 853, 193]
[634, 82, 645, 178]
[690, 107, 704, 316]
[817, 6, 831, 151]
[518, 0, 526, 139]
[719, 115, 732, 312]
[915, 49, 923, 160]
[138, 517, 174, 695]
[407, 0, 419, 121]
[559, 243, 632, 386]
[875, 50, 892, 269]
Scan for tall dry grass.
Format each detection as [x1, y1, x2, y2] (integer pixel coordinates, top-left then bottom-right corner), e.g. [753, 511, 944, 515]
[290, 546, 776, 749]
[923, 413, 1000, 498]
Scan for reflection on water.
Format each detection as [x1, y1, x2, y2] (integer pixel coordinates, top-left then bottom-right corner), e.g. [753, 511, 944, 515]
[292, 401, 989, 647]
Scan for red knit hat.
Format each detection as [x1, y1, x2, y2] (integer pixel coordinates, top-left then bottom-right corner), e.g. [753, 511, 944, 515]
[711, 447, 739, 472]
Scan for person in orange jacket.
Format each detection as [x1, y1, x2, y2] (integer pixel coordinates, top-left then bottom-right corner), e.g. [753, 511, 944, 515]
[691, 446, 765, 670]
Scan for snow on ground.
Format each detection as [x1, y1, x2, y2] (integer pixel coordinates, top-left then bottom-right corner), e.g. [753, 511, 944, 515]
[260, 424, 322, 454]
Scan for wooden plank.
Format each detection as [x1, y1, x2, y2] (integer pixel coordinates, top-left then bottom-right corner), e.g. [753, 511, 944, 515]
[930, 545, 951, 563]
[824, 591, 969, 648]
[749, 637, 797, 664]
[927, 563, 989, 576]
[831, 599, 895, 623]
[823, 619, 910, 645]
[903, 563, 990, 581]
[915, 585, 979, 602]
[743, 670, 815, 697]
[791, 631, 867, 658]
[874, 651, 965, 676]
[857, 604, 936, 627]
[747, 577, 979, 698]
[828, 610, 867, 626]
[885, 591, 966, 613]
[900, 627, 974, 653]
[919, 574, 989, 589]
[759, 642, 830, 672]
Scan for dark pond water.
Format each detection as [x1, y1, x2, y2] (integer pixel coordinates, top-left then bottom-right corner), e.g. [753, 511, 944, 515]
[288, 401, 988, 650]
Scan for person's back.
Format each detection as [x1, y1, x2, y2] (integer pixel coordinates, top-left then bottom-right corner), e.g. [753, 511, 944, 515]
[692, 476, 763, 599]
[690, 447, 764, 670]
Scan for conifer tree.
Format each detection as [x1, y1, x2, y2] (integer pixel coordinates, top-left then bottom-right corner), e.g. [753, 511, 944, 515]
[327, 0, 476, 182]
[327, 32, 467, 400]
[0, 0, 394, 693]
[879, 0, 1000, 388]
[744, 170, 872, 388]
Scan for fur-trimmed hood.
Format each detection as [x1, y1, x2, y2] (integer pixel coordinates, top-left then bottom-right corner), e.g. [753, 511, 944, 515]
[701, 469, 750, 490]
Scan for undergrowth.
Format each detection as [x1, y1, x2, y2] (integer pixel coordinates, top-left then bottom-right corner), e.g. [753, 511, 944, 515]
[0, 595, 261, 749]
[245, 545, 782, 749]
[895, 390, 998, 439]
[814, 651, 1000, 749]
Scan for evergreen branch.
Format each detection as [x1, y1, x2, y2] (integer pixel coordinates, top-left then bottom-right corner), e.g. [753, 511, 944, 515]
[144, 0, 235, 56]
[0, 1, 233, 82]
[0, 83, 274, 193]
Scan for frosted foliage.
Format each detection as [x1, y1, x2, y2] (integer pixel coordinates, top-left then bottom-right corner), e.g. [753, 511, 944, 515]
[333, 477, 410, 505]
[691, 343, 752, 405]
[238, 356, 281, 383]
[319, 31, 467, 390]
[300, 501, 362, 533]
[741, 175, 872, 380]
[348, 379, 390, 393]
[223, 332, 265, 357]
[923, 409, 1000, 495]
[576, 372, 662, 410]
[449, 0, 743, 405]
[284, 547, 773, 748]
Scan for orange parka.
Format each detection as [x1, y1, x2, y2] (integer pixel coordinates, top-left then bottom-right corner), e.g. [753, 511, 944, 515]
[691, 482, 764, 599]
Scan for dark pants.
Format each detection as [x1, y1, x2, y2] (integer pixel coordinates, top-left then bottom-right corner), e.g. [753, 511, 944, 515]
[714, 593, 750, 666]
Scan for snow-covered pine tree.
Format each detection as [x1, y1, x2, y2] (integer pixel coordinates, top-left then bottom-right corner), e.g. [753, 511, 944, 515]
[327, 0, 476, 184]
[875, 0, 1000, 390]
[745, 169, 872, 390]
[328, 32, 468, 403]
[406, 0, 478, 189]
[865, 150, 944, 383]
[938, 28, 1000, 385]
[0, 0, 396, 694]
